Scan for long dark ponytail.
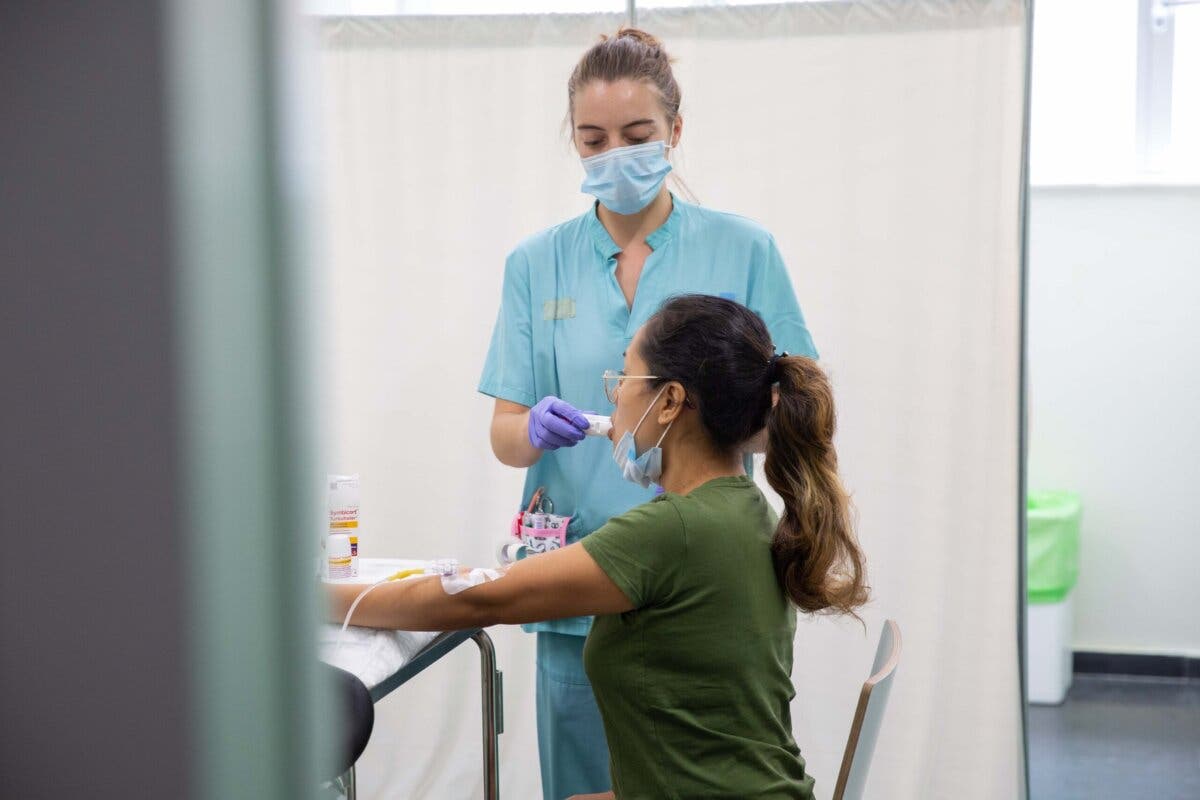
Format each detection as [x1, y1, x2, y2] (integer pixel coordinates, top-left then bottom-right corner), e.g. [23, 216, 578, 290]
[765, 355, 868, 616]
[640, 294, 868, 615]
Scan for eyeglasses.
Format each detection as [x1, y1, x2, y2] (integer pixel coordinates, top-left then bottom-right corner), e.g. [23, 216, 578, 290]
[603, 369, 660, 405]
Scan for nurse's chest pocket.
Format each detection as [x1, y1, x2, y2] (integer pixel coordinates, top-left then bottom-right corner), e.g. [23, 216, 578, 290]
[542, 297, 576, 320]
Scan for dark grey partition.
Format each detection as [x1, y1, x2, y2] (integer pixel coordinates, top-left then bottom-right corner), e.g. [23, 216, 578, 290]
[0, 2, 329, 798]
[0, 3, 190, 797]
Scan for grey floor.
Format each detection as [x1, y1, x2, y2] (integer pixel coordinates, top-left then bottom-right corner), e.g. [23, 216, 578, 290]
[1028, 675, 1200, 800]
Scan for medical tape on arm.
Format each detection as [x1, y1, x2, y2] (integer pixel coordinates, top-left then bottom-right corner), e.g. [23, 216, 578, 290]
[441, 566, 506, 595]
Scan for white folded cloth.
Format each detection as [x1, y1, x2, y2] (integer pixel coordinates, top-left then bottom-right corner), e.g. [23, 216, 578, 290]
[318, 624, 439, 690]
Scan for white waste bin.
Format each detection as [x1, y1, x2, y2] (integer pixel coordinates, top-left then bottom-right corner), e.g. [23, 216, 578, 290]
[1026, 592, 1073, 704]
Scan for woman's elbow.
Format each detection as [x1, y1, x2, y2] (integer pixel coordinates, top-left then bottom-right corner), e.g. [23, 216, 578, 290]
[453, 591, 509, 630]
[457, 582, 545, 628]
[487, 432, 507, 465]
[489, 430, 539, 468]
[490, 442, 533, 469]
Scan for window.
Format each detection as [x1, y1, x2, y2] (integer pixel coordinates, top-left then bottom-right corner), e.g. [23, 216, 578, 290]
[1031, 0, 1200, 183]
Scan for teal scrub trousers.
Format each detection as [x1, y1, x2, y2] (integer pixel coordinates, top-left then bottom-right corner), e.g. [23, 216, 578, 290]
[536, 632, 611, 800]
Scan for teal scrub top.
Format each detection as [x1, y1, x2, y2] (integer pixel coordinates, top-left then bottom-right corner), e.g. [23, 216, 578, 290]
[478, 196, 818, 636]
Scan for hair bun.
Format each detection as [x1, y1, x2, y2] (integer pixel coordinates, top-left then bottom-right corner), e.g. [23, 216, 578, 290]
[615, 26, 666, 54]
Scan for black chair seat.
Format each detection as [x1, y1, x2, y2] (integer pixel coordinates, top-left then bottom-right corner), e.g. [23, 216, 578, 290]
[322, 662, 375, 779]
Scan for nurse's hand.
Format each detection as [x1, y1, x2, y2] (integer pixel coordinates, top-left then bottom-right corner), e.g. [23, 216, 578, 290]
[528, 395, 589, 451]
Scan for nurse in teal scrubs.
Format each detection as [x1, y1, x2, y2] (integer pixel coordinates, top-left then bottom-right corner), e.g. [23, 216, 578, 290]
[478, 27, 818, 800]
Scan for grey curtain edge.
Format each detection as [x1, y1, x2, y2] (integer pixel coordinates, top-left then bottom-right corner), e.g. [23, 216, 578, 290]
[1017, 0, 1034, 796]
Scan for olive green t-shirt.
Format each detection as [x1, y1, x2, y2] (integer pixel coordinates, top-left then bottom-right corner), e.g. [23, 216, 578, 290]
[581, 475, 816, 800]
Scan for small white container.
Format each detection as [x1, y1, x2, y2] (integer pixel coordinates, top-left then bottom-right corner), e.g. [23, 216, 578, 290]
[1026, 592, 1073, 705]
[582, 414, 612, 437]
[326, 533, 353, 580]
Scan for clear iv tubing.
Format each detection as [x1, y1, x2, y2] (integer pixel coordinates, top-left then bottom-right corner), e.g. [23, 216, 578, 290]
[334, 560, 458, 652]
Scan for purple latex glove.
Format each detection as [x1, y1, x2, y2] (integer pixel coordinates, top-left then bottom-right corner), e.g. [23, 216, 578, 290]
[528, 396, 589, 451]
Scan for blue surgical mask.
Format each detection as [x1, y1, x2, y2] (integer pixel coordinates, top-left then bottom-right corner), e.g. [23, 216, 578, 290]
[612, 385, 674, 489]
[580, 141, 673, 215]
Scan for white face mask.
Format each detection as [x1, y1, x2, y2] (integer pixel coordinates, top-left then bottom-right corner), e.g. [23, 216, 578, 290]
[611, 385, 673, 489]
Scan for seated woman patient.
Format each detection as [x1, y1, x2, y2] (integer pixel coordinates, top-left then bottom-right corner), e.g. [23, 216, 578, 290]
[327, 294, 868, 800]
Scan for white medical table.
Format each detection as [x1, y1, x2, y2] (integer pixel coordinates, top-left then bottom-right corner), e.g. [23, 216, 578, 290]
[321, 558, 503, 799]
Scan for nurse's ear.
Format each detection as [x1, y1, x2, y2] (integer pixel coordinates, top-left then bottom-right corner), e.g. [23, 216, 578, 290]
[657, 381, 689, 426]
[669, 113, 683, 150]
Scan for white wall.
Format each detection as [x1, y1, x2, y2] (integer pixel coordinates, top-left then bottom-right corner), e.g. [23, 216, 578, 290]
[1028, 185, 1200, 658]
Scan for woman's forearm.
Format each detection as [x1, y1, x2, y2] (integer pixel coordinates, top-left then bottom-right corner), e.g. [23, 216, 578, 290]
[490, 406, 542, 467]
[326, 545, 633, 633]
[327, 576, 492, 632]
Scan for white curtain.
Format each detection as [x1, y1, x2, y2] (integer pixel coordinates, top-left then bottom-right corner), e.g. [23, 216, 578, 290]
[316, 3, 1028, 798]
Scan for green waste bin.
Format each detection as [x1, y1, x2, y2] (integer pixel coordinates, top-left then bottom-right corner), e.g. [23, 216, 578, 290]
[1027, 490, 1081, 703]
[1026, 491, 1081, 604]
